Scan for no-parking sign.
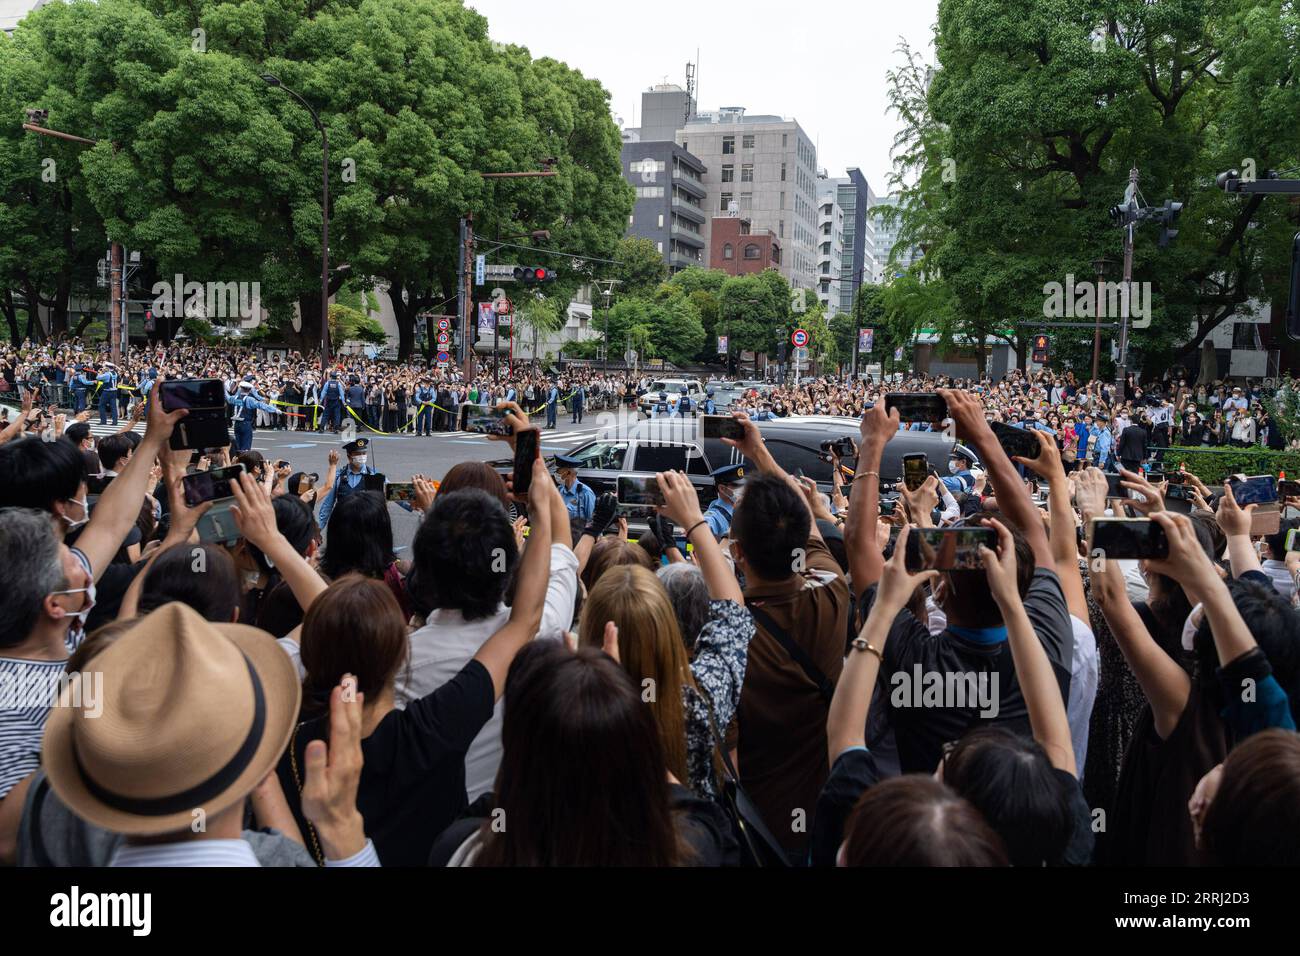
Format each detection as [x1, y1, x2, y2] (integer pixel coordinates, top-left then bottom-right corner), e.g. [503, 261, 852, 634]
[791, 328, 809, 348]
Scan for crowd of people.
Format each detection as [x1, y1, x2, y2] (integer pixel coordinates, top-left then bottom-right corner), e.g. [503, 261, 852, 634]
[0, 337, 1298, 868]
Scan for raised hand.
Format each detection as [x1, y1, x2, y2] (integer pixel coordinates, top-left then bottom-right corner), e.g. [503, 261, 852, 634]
[301, 676, 367, 861]
[876, 525, 939, 614]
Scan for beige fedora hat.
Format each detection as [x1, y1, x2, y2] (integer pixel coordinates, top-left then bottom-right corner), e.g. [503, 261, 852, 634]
[43, 602, 301, 836]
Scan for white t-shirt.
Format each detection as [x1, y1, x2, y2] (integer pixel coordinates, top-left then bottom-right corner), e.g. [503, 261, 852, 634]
[1067, 615, 1099, 777]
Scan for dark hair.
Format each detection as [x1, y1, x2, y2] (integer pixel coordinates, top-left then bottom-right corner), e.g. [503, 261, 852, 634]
[1201, 729, 1300, 865]
[1193, 578, 1300, 726]
[1265, 517, 1299, 562]
[410, 489, 516, 621]
[580, 536, 655, 591]
[96, 433, 132, 471]
[942, 727, 1074, 866]
[320, 491, 394, 580]
[245, 496, 318, 574]
[299, 575, 409, 719]
[841, 776, 1008, 866]
[235, 450, 266, 478]
[474, 641, 684, 866]
[1145, 516, 1217, 655]
[0, 437, 86, 512]
[731, 474, 812, 581]
[63, 422, 91, 445]
[138, 543, 240, 622]
[439, 461, 511, 510]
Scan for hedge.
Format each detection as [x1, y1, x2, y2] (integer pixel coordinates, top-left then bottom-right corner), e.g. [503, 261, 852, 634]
[1159, 446, 1300, 484]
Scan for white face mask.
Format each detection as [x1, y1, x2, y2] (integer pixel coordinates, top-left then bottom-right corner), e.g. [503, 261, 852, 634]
[948, 461, 962, 474]
[350, 455, 367, 468]
[52, 581, 96, 630]
[60, 498, 90, 533]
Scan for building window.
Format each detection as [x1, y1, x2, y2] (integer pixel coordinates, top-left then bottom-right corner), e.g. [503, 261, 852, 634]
[741, 164, 754, 183]
[658, 213, 664, 228]
[723, 243, 734, 260]
[657, 241, 663, 253]
[721, 164, 734, 183]
[722, 135, 735, 154]
[823, 222, 832, 235]
[779, 220, 784, 238]
[780, 191, 785, 210]
[681, 140, 687, 151]
[744, 244, 761, 260]
[1232, 322, 1263, 350]
[780, 163, 787, 182]
[720, 191, 733, 211]
[782, 133, 788, 147]
[772, 246, 781, 265]
[742, 134, 755, 149]
[629, 215, 634, 226]
[740, 192, 753, 211]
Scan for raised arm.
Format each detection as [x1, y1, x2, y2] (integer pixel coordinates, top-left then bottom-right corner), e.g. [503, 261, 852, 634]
[844, 400, 898, 598]
[473, 455, 555, 698]
[980, 517, 1076, 775]
[657, 469, 743, 604]
[1216, 483, 1263, 579]
[939, 387, 1052, 568]
[1015, 429, 1088, 620]
[229, 472, 327, 616]
[74, 375, 186, 579]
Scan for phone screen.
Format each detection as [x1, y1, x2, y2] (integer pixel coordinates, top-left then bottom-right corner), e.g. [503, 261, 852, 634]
[182, 464, 245, 506]
[989, 421, 1041, 460]
[1279, 480, 1300, 499]
[362, 473, 386, 492]
[1166, 471, 1187, 485]
[1090, 517, 1170, 560]
[459, 403, 512, 436]
[160, 378, 225, 411]
[385, 482, 415, 503]
[701, 414, 745, 441]
[617, 475, 666, 507]
[513, 429, 540, 497]
[904, 527, 996, 572]
[903, 454, 928, 492]
[1105, 472, 1126, 497]
[884, 392, 949, 423]
[1165, 483, 1194, 502]
[1229, 475, 1279, 506]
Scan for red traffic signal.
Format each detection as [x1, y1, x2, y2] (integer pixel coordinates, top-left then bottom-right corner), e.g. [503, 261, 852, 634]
[513, 266, 556, 285]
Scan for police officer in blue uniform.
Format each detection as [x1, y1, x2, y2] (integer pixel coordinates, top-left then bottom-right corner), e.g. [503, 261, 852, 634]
[701, 387, 717, 416]
[545, 380, 560, 429]
[652, 390, 671, 419]
[413, 377, 435, 436]
[227, 380, 278, 452]
[554, 454, 596, 521]
[95, 362, 120, 425]
[678, 386, 693, 418]
[320, 371, 346, 432]
[71, 365, 92, 413]
[703, 462, 745, 539]
[319, 438, 378, 526]
[940, 448, 976, 496]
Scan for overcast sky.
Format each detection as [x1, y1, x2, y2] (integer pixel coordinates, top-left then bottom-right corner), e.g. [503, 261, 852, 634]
[468, 0, 939, 194]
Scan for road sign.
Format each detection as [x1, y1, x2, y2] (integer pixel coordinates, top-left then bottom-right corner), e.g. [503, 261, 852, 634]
[437, 318, 450, 332]
[624, 350, 638, 364]
[791, 328, 809, 348]
[858, 328, 874, 353]
[794, 347, 808, 361]
[475, 254, 485, 286]
[493, 297, 512, 315]
[483, 264, 520, 282]
[436, 350, 450, 365]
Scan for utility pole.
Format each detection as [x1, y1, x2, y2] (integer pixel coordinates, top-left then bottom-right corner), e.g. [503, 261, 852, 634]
[1091, 256, 1112, 383]
[458, 213, 474, 381]
[1115, 166, 1139, 402]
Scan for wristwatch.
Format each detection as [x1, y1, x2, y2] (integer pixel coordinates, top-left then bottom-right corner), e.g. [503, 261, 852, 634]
[850, 637, 882, 661]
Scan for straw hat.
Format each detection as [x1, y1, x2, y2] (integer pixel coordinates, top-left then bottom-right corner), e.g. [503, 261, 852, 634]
[43, 602, 301, 836]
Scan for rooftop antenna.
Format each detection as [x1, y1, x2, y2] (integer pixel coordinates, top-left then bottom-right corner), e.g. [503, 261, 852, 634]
[685, 60, 695, 125]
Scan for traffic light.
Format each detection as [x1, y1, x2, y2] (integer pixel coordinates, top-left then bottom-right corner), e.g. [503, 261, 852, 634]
[1109, 200, 1139, 227]
[1157, 199, 1183, 247]
[513, 266, 557, 285]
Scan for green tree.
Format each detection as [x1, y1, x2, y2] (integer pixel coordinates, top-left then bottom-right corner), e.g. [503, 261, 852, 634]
[611, 236, 668, 300]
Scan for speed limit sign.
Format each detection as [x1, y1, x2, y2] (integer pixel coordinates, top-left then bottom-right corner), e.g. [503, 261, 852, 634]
[791, 328, 809, 348]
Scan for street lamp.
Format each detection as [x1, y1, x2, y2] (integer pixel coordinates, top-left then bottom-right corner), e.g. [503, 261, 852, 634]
[261, 73, 331, 364]
[1091, 256, 1114, 383]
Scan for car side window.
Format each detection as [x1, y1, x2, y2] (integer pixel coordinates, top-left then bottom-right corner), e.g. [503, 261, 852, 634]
[764, 439, 833, 483]
[573, 441, 628, 470]
[631, 442, 690, 473]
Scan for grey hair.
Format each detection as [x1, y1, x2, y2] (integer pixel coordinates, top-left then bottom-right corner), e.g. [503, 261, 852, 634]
[656, 562, 710, 653]
[0, 507, 68, 649]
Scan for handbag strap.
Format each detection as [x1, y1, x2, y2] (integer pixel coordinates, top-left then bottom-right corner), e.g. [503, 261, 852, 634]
[748, 603, 835, 704]
[289, 723, 326, 867]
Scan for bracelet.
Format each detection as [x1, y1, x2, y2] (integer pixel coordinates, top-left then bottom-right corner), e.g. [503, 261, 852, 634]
[685, 519, 709, 540]
[854, 471, 879, 482]
[850, 637, 882, 660]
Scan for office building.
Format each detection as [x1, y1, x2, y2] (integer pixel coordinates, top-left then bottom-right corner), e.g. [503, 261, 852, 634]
[815, 178, 844, 315]
[621, 141, 709, 273]
[709, 211, 782, 276]
[873, 192, 921, 277]
[678, 106, 819, 291]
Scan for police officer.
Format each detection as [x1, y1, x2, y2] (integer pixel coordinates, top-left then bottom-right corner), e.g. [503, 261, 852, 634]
[320, 371, 346, 432]
[96, 362, 120, 426]
[71, 364, 92, 414]
[940, 448, 976, 496]
[345, 375, 367, 428]
[227, 379, 278, 453]
[413, 377, 435, 436]
[319, 438, 378, 526]
[703, 463, 745, 539]
[678, 386, 693, 418]
[570, 382, 586, 424]
[545, 379, 560, 429]
[652, 390, 671, 419]
[701, 387, 717, 416]
[554, 454, 596, 521]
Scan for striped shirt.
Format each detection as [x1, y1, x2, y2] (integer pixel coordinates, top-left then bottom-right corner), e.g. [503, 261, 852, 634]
[0, 632, 80, 799]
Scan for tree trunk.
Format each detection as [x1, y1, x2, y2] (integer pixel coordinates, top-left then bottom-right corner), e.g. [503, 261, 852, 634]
[1, 290, 19, 346]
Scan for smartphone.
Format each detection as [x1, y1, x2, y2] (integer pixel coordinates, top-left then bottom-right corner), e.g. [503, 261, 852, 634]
[1165, 483, 1195, 502]
[181, 464, 244, 506]
[701, 414, 746, 441]
[385, 482, 415, 504]
[618, 474, 667, 507]
[903, 453, 928, 492]
[1090, 517, 1170, 560]
[512, 428, 540, 497]
[904, 527, 996, 572]
[459, 402, 512, 436]
[362, 473, 386, 493]
[1166, 471, 1187, 486]
[1105, 472, 1126, 497]
[159, 378, 225, 412]
[275, 459, 289, 470]
[880, 497, 898, 516]
[196, 500, 241, 546]
[1286, 528, 1300, 553]
[1227, 475, 1279, 506]
[989, 421, 1041, 460]
[1279, 479, 1300, 499]
[884, 392, 948, 423]
[821, 436, 857, 458]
